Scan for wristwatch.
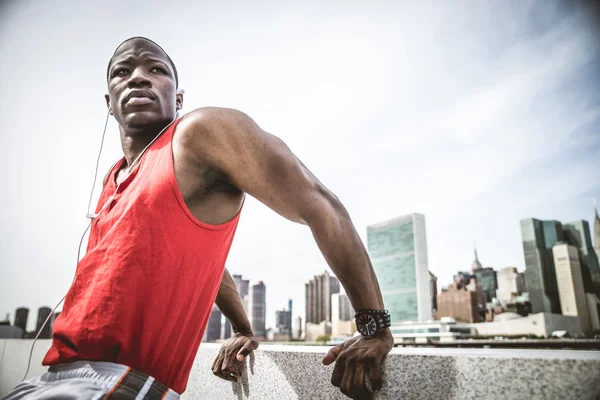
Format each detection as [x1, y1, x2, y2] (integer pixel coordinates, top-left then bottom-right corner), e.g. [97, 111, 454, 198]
[355, 309, 391, 336]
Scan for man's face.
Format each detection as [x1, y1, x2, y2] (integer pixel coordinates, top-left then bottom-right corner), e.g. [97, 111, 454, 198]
[105, 39, 181, 129]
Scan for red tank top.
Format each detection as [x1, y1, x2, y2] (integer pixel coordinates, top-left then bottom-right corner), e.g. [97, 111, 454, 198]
[43, 118, 243, 394]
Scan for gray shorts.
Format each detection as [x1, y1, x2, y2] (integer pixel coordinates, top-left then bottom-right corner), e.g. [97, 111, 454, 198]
[2, 361, 180, 400]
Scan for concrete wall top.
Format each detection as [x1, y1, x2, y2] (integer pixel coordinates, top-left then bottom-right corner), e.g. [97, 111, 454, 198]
[1, 340, 599, 399]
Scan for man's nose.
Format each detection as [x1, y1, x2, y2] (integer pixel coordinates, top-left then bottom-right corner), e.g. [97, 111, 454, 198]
[127, 67, 151, 88]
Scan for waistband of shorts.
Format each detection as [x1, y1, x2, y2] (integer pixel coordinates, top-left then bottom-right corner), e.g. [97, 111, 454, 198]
[45, 360, 180, 399]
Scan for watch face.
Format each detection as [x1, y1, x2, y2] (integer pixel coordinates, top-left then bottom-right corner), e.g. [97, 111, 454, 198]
[356, 314, 377, 336]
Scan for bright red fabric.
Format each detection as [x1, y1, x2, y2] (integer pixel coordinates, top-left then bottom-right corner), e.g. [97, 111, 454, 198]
[43, 118, 242, 393]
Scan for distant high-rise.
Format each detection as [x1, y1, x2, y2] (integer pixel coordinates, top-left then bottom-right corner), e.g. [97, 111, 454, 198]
[470, 246, 497, 302]
[14, 307, 28, 332]
[367, 213, 432, 322]
[594, 204, 600, 262]
[331, 293, 354, 323]
[429, 272, 438, 313]
[497, 267, 521, 303]
[521, 217, 600, 314]
[520, 219, 563, 314]
[275, 309, 292, 336]
[563, 220, 600, 292]
[36, 307, 52, 339]
[552, 244, 591, 334]
[250, 281, 266, 339]
[304, 271, 340, 324]
[232, 274, 250, 311]
[205, 305, 222, 342]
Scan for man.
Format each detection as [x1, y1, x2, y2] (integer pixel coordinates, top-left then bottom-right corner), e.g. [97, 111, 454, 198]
[4, 37, 393, 400]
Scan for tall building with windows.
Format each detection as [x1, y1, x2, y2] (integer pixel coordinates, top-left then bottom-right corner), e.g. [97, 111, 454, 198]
[304, 271, 340, 325]
[563, 220, 600, 292]
[275, 309, 292, 336]
[521, 217, 600, 315]
[250, 281, 266, 339]
[520, 219, 563, 314]
[552, 244, 591, 334]
[471, 246, 497, 302]
[367, 213, 432, 322]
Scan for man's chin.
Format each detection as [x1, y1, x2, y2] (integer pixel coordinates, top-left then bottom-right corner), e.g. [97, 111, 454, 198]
[123, 111, 172, 130]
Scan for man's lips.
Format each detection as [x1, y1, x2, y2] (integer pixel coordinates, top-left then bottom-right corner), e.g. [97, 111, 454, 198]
[127, 97, 154, 106]
[123, 90, 156, 106]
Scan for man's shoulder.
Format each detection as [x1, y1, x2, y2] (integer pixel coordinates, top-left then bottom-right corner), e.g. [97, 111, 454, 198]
[179, 107, 250, 133]
[176, 107, 259, 152]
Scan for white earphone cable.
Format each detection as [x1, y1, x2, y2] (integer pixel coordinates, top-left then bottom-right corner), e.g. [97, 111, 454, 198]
[21, 110, 110, 382]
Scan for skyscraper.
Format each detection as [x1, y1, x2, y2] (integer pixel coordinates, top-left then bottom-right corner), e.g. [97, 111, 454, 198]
[497, 267, 521, 303]
[304, 271, 340, 324]
[520, 219, 563, 314]
[36, 307, 52, 339]
[563, 220, 600, 292]
[367, 213, 432, 322]
[232, 274, 250, 311]
[552, 244, 591, 334]
[250, 281, 266, 339]
[275, 309, 292, 336]
[205, 305, 222, 342]
[471, 246, 497, 302]
[594, 204, 600, 262]
[521, 217, 600, 315]
[14, 307, 28, 332]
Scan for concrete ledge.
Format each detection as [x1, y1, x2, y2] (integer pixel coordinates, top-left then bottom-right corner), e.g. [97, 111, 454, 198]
[1, 340, 599, 399]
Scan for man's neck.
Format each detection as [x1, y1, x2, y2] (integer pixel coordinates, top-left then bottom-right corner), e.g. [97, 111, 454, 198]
[118, 122, 169, 168]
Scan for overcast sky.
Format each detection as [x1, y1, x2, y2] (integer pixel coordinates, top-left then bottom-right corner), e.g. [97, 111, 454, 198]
[1, 0, 599, 332]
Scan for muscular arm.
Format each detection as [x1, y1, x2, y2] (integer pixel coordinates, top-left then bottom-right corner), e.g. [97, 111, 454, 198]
[215, 269, 253, 335]
[181, 108, 385, 319]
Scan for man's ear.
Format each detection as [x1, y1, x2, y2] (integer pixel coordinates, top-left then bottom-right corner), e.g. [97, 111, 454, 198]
[105, 94, 113, 115]
[176, 90, 184, 111]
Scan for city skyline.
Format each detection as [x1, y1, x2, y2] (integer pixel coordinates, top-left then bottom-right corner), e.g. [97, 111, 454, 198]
[1, 0, 599, 332]
[3, 208, 600, 332]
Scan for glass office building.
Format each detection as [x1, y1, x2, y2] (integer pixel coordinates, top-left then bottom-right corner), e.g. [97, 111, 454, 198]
[367, 213, 432, 322]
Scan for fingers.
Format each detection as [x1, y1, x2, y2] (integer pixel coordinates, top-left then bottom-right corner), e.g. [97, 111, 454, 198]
[322, 345, 343, 365]
[221, 352, 242, 382]
[236, 338, 259, 361]
[368, 361, 383, 392]
[330, 354, 346, 388]
[340, 360, 355, 398]
[350, 360, 371, 400]
[212, 352, 234, 382]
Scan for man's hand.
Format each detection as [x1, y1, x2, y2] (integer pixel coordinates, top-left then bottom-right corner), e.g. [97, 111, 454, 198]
[211, 332, 259, 382]
[322, 330, 393, 399]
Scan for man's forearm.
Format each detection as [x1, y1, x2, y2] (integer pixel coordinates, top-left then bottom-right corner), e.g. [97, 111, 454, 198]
[305, 190, 385, 313]
[216, 269, 253, 335]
